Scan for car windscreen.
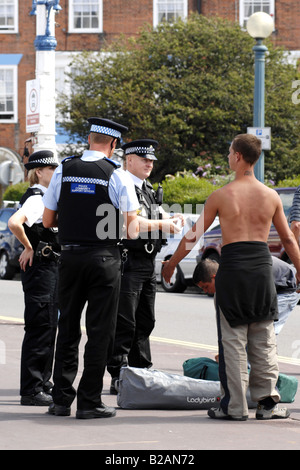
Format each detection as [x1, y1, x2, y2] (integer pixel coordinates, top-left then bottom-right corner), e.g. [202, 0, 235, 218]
[279, 191, 295, 218]
[0, 209, 12, 231]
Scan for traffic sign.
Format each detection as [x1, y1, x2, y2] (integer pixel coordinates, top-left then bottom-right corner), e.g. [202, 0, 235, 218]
[26, 79, 40, 133]
[247, 127, 271, 150]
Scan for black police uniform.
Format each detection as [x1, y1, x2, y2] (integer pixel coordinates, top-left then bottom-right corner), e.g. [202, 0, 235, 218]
[107, 140, 164, 386]
[19, 186, 60, 401]
[52, 149, 126, 412]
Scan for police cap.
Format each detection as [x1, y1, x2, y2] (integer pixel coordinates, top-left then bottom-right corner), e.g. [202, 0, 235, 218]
[24, 150, 58, 170]
[87, 117, 128, 140]
[122, 139, 158, 161]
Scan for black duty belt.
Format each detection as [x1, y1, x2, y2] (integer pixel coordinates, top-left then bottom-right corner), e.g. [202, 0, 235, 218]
[61, 244, 118, 251]
[61, 245, 87, 251]
[35, 241, 60, 261]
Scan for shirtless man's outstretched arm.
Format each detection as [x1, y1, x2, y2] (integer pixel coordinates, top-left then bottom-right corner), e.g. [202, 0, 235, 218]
[162, 135, 300, 284]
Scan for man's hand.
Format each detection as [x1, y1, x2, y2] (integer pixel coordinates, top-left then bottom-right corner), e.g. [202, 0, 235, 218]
[161, 259, 176, 284]
[161, 218, 182, 234]
[291, 221, 300, 245]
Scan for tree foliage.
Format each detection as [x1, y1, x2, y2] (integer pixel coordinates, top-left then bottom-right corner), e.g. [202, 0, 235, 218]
[57, 14, 300, 183]
[3, 181, 29, 201]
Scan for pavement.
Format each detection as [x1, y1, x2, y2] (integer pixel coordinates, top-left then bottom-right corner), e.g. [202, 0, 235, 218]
[1, 315, 300, 453]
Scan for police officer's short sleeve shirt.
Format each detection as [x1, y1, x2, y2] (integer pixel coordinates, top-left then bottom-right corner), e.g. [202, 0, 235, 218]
[19, 184, 47, 227]
[43, 151, 139, 212]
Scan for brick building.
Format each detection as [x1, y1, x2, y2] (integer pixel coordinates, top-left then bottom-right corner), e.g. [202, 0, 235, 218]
[0, 0, 299, 169]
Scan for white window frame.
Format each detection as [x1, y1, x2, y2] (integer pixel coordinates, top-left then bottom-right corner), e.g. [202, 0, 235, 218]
[0, 0, 18, 34]
[68, 0, 103, 34]
[0, 65, 18, 123]
[153, 0, 188, 28]
[55, 52, 77, 98]
[239, 0, 275, 29]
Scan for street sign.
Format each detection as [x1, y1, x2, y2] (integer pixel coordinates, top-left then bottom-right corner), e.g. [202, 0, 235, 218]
[247, 127, 271, 150]
[26, 79, 40, 133]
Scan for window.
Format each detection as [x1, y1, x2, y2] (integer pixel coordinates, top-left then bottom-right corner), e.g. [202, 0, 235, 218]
[153, 0, 188, 27]
[0, 66, 17, 122]
[55, 51, 87, 144]
[69, 0, 102, 33]
[55, 52, 83, 99]
[239, 0, 275, 29]
[0, 0, 18, 33]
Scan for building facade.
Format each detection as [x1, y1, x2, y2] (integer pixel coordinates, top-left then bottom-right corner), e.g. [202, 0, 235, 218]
[0, 0, 299, 172]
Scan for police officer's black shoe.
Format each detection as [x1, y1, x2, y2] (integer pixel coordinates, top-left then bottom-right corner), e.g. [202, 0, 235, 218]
[43, 382, 53, 395]
[110, 377, 119, 395]
[48, 403, 71, 416]
[76, 403, 116, 419]
[21, 391, 53, 406]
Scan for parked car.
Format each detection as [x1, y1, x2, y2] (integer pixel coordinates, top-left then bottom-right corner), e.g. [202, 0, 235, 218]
[155, 214, 219, 293]
[197, 187, 297, 265]
[0, 204, 22, 280]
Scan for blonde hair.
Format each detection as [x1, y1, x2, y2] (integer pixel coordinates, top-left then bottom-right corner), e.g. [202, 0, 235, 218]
[27, 168, 40, 186]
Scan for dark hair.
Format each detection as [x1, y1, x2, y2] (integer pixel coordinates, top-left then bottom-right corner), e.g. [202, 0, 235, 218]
[232, 134, 262, 165]
[193, 259, 219, 284]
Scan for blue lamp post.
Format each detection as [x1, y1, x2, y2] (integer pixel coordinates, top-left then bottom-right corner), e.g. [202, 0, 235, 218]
[29, 0, 61, 155]
[247, 12, 274, 182]
[30, 0, 62, 49]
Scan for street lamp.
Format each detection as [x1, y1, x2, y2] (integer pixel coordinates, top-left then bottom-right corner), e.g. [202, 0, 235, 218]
[29, 0, 61, 156]
[247, 12, 274, 182]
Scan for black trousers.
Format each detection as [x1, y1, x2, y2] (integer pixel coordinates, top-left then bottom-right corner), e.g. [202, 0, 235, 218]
[107, 252, 156, 379]
[52, 246, 121, 410]
[20, 259, 58, 396]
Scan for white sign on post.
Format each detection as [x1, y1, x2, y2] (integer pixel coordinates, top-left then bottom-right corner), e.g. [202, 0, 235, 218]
[247, 127, 271, 151]
[26, 79, 40, 133]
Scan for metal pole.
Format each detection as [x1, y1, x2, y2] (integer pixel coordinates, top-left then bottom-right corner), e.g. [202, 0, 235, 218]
[30, 1, 61, 157]
[253, 39, 268, 182]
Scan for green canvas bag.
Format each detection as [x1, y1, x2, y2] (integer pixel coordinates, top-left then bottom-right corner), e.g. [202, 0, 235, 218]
[183, 357, 219, 381]
[183, 357, 298, 403]
[276, 373, 298, 403]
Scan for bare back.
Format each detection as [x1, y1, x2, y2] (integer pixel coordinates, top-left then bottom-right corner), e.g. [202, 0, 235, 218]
[204, 178, 281, 246]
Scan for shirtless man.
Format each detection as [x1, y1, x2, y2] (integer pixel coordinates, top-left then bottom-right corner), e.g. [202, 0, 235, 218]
[162, 134, 300, 421]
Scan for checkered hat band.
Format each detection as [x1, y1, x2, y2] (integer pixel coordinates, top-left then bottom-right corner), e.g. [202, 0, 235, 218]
[32, 157, 57, 166]
[63, 176, 109, 187]
[125, 146, 155, 155]
[90, 124, 121, 139]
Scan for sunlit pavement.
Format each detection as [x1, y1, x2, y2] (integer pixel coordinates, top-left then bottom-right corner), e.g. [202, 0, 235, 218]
[1, 280, 300, 451]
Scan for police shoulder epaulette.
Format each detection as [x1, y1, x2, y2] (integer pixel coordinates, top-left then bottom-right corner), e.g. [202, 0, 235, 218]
[30, 187, 44, 196]
[103, 157, 121, 168]
[61, 155, 79, 164]
[19, 186, 44, 205]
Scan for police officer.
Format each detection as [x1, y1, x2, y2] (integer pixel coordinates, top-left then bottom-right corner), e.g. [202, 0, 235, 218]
[42, 118, 140, 419]
[8, 150, 59, 406]
[107, 139, 182, 393]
